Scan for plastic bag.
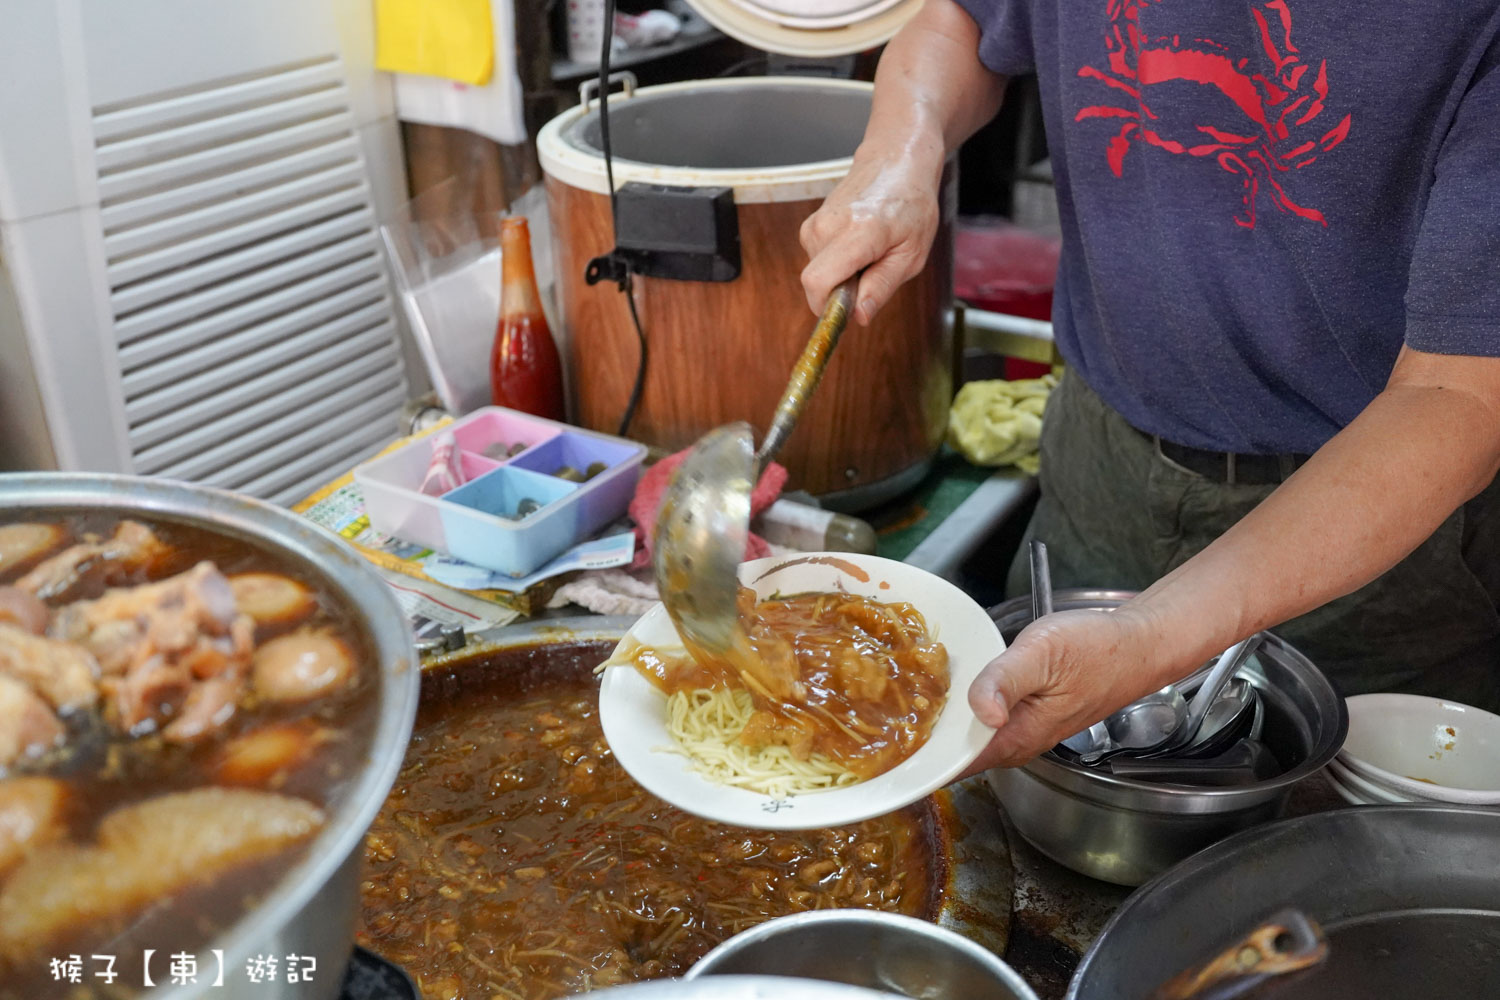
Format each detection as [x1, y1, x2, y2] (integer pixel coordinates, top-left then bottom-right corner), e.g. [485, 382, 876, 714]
[381, 182, 559, 415]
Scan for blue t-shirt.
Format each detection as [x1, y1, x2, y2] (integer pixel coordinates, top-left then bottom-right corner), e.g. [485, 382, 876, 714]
[955, 0, 1500, 453]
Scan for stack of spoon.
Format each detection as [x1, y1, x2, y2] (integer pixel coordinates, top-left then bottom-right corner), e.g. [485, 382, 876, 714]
[1028, 540, 1275, 786]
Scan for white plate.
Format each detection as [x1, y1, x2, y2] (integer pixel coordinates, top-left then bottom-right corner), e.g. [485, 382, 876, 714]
[598, 553, 1003, 830]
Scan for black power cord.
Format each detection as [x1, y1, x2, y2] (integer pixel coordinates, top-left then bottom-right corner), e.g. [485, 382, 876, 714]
[595, 0, 649, 438]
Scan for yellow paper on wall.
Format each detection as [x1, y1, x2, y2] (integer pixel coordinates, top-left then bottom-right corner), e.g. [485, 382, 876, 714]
[375, 0, 495, 86]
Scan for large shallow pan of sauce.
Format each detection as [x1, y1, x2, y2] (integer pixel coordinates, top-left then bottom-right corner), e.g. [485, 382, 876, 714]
[358, 618, 1012, 1000]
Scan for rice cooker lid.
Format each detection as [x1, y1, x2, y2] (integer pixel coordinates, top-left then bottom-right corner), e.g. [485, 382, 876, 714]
[681, 0, 921, 57]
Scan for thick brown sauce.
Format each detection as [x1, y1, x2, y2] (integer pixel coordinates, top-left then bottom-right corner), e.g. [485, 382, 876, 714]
[632, 590, 950, 779]
[0, 512, 377, 1000]
[358, 643, 941, 1000]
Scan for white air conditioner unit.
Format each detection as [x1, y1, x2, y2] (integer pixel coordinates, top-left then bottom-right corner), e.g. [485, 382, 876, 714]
[0, 0, 425, 506]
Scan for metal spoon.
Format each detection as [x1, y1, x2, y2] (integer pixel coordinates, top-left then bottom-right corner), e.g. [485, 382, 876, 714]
[1029, 538, 1053, 624]
[1073, 686, 1190, 765]
[1108, 737, 1280, 786]
[1155, 635, 1264, 757]
[1178, 677, 1258, 758]
[1030, 544, 1115, 756]
[653, 278, 857, 659]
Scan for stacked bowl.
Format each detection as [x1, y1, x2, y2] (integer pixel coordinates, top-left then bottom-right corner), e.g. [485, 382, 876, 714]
[1327, 693, 1500, 806]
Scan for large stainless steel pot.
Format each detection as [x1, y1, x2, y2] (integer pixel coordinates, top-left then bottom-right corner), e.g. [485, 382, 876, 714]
[0, 473, 420, 1000]
[985, 590, 1347, 886]
[1069, 805, 1500, 999]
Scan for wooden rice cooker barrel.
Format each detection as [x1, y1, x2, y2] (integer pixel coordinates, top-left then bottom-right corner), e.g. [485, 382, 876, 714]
[538, 78, 955, 509]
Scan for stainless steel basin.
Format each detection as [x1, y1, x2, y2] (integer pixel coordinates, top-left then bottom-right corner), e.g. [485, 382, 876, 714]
[986, 590, 1347, 885]
[686, 910, 1038, 1000]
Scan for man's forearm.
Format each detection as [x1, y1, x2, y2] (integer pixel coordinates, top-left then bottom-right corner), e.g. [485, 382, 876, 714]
[863, 0, 1007, 179]
[1122, 348, 1500, 683]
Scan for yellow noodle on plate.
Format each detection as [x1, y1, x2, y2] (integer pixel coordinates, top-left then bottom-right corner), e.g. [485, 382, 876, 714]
[661, 688, 860, 798]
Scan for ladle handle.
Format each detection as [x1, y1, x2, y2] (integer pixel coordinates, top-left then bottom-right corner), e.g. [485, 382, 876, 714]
[1151, 908, 1328, 1000]
[755, 276, 858, 474]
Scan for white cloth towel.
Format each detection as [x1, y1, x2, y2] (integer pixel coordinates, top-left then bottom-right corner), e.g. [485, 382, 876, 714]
[391, 0, 527, 145]
[548, 543, 797, 617]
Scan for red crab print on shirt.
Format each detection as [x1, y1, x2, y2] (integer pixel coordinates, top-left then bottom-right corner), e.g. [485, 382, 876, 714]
[1074, 0, 1352, 228]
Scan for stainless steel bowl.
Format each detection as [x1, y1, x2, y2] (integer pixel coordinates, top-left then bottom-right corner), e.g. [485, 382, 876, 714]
[686, 910, 1039, 1000]
[0, 473, 420, 1000]
[985, 590, 1347, 886]
[589, 976, 901, 999]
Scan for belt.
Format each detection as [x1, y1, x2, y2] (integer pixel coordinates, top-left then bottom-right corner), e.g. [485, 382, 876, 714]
[1150, 435, 1311, 486]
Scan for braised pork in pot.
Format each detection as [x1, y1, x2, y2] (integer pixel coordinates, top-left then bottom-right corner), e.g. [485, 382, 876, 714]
[0, 513, 380, 1000]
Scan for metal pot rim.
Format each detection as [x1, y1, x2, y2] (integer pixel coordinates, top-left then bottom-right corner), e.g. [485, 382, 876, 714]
[537, 77, 876, 201]
[589, 974, 902, 999]
[0, 472, 420, 994]
[685, 909, 1038, 1000]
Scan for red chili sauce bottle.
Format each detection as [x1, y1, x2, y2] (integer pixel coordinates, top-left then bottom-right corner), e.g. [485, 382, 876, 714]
[490, 217, 565, 420]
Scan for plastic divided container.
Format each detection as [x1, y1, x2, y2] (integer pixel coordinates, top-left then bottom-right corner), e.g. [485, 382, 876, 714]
[354, 408, 646, 577]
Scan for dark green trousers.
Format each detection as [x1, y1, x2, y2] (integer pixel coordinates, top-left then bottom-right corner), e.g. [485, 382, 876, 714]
[1006, 373, 1500, 713]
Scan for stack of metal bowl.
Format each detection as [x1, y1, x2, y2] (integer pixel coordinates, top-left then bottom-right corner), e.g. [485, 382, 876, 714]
[985, 590, 1348, 886]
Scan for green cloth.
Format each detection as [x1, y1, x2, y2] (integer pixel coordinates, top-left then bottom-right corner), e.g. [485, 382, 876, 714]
[873, 449, 993, 562]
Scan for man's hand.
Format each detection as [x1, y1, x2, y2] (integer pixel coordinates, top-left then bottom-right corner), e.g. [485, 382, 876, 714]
[963, 606, 1173, 773]
[796, 0, 1006, 325]
[800, 150, 943, 327]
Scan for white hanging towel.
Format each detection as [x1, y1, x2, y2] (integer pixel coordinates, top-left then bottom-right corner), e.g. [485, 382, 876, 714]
[387, 0, 527, 146]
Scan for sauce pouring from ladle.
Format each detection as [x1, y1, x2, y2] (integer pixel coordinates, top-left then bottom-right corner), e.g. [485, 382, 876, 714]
[652, 278, 858, 695]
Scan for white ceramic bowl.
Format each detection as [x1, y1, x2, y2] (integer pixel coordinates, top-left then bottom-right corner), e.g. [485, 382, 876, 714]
[1326, 756, 1409, 805]
[598, 553, 1003, 830]
[1338, 693, 1500, 806]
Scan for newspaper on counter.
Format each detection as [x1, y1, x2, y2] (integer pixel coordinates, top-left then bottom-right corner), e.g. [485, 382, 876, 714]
[293, 425, 635, 634]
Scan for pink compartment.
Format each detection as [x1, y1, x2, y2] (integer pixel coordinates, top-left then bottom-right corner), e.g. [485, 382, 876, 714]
[451, 410, 560, 462]
[457, 450, 502, 483]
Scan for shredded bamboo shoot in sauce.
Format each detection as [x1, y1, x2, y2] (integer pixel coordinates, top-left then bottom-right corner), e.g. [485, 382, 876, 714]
[357, 645, 941, 1000]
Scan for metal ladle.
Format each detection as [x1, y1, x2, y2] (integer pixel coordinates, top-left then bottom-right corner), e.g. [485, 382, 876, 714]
[1156, 634, 1264, 756]
[1178, 676, 1259, 758]
[653, 278, 858, 659]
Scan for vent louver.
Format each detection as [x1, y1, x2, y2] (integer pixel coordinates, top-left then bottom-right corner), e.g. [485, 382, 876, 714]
[93, 57, 407, 506]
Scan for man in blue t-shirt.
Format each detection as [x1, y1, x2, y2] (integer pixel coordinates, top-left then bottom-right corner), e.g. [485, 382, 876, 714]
[801, 0, 1500, 767]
